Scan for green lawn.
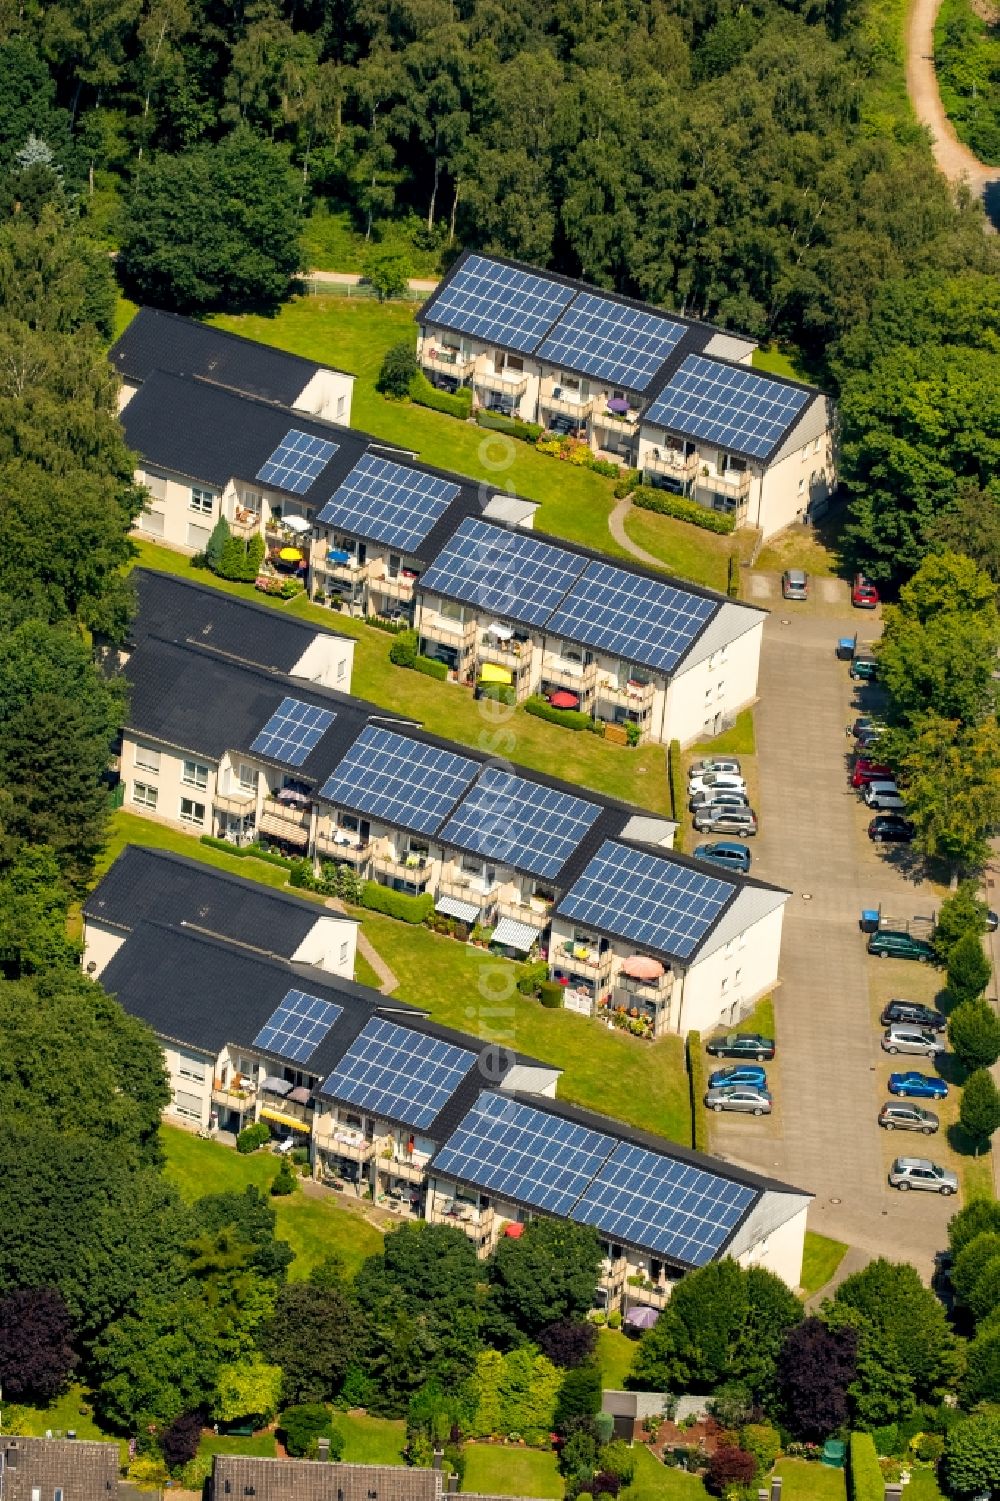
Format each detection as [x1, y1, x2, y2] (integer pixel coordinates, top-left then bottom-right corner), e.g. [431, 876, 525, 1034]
[621, 1445, 708, 1501]
[463, 1445, 563, 1499]
[800, 1232, 849, 1299]
[596, 1328, 637, 1389]
[621, 507, 733, 592]
[4, 1385, 126, 1455]
[902, 1468, 947, 1501]
[775, 1459, 846, 1498]
[693, 708, 756, 756]
[198, 1433, 277, 1459]
[161, 1125, 385, 1278]
[352, 948, 383, 991]
[752, 346, 809, 382]
[335, 1413, 407, 1465]
[96, 809, 314, 893]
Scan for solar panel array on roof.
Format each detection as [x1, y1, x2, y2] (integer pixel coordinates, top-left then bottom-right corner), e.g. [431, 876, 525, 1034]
[255, 429, 339, 493]
[316, 453, 459, 553]
[438, 768, 601, 879]
[317, 725, 479, 834]
[547, 560, 717, 674]
[643, 355, 810, 459]
[535, 292, 687, 392]
[250, 697, 335, 766]
[425, 255, 575, 353]
[557, 840, 734, 960]
[418, 516, 586, 626]
[431, 1092, 617, 1217]
[322, 1017, 477, 1129]
[572, 1140, 757, 1268]
[252, 988, 343, 1065]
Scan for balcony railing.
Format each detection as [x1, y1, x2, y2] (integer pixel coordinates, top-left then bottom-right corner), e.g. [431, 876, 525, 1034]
[421, 346, 475, 379]
[541, 392, 595, 421]
[315, 831, 371, 862]
[557, 941, 612, 977]
[694, 468, 751, 501]
[214, 788, 257, 816]
[315, 1125, 376, 1162]
[612, 971, 673, 1004]
[595, 409, 639, 436]
[262, 796, 309, 829]
[542, 657, 597, 692]
[371, 854, 433, 888]
[643, 450, 698, 481]
[597, 678, 656, 711]
[316, 552, 371, 581]
[478, 636, 533, 671]
[430, 1200, 493, 1233]
[437, 876, 497, 912]
[229, 509, 262, 539]
[476, 369, 528, 399]
[212, 1080, 257, 1109]
[420, 615, 476, 648]
[494, 895, 552, 928]
[380, 1151, 432, 1183]
[374, 573, 417, 603]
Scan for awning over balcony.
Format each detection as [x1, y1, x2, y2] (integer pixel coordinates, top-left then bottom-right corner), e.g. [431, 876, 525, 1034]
[260, 1107, 310, 1133]
[479, 663, 513, 686]
[436, 895, 480, 923]
[259, 812, 309, 845]
[492, 917, 539, 952]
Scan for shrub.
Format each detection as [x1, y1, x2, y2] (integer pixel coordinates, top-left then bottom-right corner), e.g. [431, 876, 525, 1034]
[848, 1432, 882, 1501]
[199, 836, 293, 868]
[597, 1440, 635, 1487]
[525, 695, 593, 732]
[913, 1432, 944, 1462]
[538, 1321, 598, 1370]
[613, 471, 643, 499]
[538, 981, 563, 1009]
[590, 458, 622, 478]
[477, 682, 516, 705]
[933, 881, 989, 962]
[237, 1121, 271, 1154]
[631, 485, 736, 534]
[871, 1424, 899, 1457]
[727, 552, 740, 599]
[271, 1157, 297, 1197]
[516, 960, 549, 996]
[740, 1423, 780, 1475]
[280, 1402, 341, 1457]
[415, 653, 449, 680]
[160, 1409, 204, 1472]
[360, 882, 434, 924]
[668, 740, 685, 853]
[686, 1030, 707, 1151]
[365, 246, 411, 301]
[947, 932, 992, 1006]
[377, 340, 418, 396]
[206, 516, 229, 572]
[475, 410, 543, 443]
[389, 629, 418, 667]
[128, 1455, 169, 1490]
[216, 532, 266, 582]
[708, 1384, 754, 1430]
[410, 370, 473, 419]
[706, 1446, 756, 1495]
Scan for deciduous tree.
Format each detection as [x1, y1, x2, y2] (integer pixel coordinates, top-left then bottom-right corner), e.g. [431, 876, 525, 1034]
[263, 1279, 357, 1404]
[0, 1287, 77, 1401]
[949, 999, 1000, 1071]
[777, 1316, 857, 1440]
[941, 1411, 1000, 1499]
[488, 1219, 603, 1343]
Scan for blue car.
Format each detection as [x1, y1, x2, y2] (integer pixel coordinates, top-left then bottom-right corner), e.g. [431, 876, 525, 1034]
[694, 840, 752, 875]
[888, 1071, 948, 1101]
[708, 1064, 768, 1090]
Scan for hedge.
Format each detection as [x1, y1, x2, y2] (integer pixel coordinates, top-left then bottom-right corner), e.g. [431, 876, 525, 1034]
[667, 740, 685, 853]
[631, 485, 736, 535]
[848, 1433, 882, 1501]
[475, 410, 543, 443]
[614, 471, 643, 499]
[686, 1031, 707, 1152]
[538, 981, 564, 1009]
[524, 694, 599, 734]
[477, 682, 516, 705]
[360, 881, 434, 924]
[200, 836, 294, 869]
[415, 654, 449, 680]
[409, 370, 473, 419]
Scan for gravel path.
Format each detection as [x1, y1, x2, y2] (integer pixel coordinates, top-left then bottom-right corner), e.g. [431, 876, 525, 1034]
[608, 497, 661, 565]
[906, 0, 1000, 217]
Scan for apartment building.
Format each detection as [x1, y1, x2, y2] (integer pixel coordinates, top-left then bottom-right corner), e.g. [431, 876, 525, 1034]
[94, 873, 810, 1295]
[118, 629, 788, 1037]
[0, 1438, 120, 1501]
[112, 305, 355, 425]
[417, 251, 835, 538]
[209, 1453, 537, 1501]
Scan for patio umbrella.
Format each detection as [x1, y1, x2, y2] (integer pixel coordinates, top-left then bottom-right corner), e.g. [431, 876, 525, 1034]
[625, 1306, 660, 1330]
[502, 1222, 525, 1238]
[282, 514, 312, 535]
[480, 664, 513, 685]
[620, 955, 665, 981]
[486, 621, 514, 641]
[548, 690, 580, 710]
[279, 546, 303, 562]
[607, 397, 630, 415]
[327, 548, 351, 564]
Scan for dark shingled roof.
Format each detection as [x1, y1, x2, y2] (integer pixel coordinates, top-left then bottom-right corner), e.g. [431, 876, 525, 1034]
[0, 1437, 119, 1501]
[131, 569, 351, 671]
[111, 305, 350, 401]
[210, 1457, 444, 1501]
[83, 845, 357, 954]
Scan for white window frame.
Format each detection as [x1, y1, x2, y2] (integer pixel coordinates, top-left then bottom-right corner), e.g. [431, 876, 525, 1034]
[132, 780, 158, 810]
[179, 796, 206, 826]
[182, 759, 210, 790]
[337, 659, 346, 683]
[237, 762, 259, 793]
[190, 485, 216, 515]
[178, 1051, 206, 1084]
[173, 1088, 203, 1121]
[134, 743, 160, 773]
[340, 940, 349, 965]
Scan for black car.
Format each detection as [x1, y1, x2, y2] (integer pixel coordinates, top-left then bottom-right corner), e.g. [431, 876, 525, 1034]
[705, 1031, 776, 1061]
[880, 999, 947, 1033]
[869, 815, 916, 844]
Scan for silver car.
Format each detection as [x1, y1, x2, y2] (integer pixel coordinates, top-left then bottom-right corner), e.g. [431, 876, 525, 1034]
[878, 1101, 939, 1135]
[694, 806, 758, 835]
[704, 1085, 772, 1116]
[688, 789, 750, 813]
[688, 757, 742, 777]
[888, 1157, 958, 1195]
[881, 1024, 944, 1057]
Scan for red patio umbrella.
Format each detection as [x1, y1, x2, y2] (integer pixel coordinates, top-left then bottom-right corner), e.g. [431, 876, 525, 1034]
[548, 690, 581, 710]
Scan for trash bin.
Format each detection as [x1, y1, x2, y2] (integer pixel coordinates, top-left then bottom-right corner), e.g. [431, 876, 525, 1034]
[836, 637, 856, 660]
[860, 909, 880, 934]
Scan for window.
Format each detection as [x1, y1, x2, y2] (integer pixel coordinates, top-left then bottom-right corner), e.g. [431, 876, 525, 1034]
[337, 658, 346, 683]
[439, 598, 463, 622]
[132, 781, 158, 810]
[340, 941, 349, 965]
[144, 470, 167, 500]
[134, 744, 160, 773]
[138, 508, 165, 538]
[337, 395, 345, 419]
[189, 485, 216, 515]
[187, 521, 211, 551]
[179, 797, 206, 826]
[182, 759, 209, 790]
[238, 762, 259, 792]
[174, 1088, 202, 1121]
[798, 477, 805, 493]
[31, 1489, 41, 1501]
[178, 1051, 205, 1083]
[55, 1489, 64, 1501]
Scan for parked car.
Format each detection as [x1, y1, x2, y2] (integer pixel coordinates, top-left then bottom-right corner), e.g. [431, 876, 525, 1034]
[704, 1084, 772, 1115]
[868, 815, 916, 844]
[868, 930, 935, 962]
[688, 757, 742, 777]
[688, 770, 747, 797]
[851, 715, 886, 740]
[693, 805, 758, 836]
[863, 781, 906, 813]
[708, 1063, 768, 1089]
[878, 1101, 939, 1134]
[888, 1070, 948, 1100]
[688, 789, 750, 813]
[882, 1023, 944, 1057]
[694, 840, 752, 874]
[851, 758, 894, 789]
[782, 569, 809, 600]
[705, 1032, 776, 1060]
[888, 1157, 957, 1195]
[988, 910, 999, 933]
[850, 655, 879, 682]
[856, 728, 885, 752]
[880, 999, 947, 1032]
[852, 574, 880, 609]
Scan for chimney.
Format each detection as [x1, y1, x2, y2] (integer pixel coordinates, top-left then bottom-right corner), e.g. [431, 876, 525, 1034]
[317, 1439, 330, 1462]
[432, 1450, 444, 1472]
[447, 1478, 458, 1495]
[770, 1480, 782, 1501]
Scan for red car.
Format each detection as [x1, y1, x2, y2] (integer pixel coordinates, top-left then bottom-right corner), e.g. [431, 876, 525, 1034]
[852, 758, 894, 788]
[852, 573, 879, 609]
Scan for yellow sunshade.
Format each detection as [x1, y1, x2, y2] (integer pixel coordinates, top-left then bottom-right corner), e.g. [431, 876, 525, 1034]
[278, 547, 303, 562]
[259, 1107, 310, 1133]
[479, 664, 513, 686]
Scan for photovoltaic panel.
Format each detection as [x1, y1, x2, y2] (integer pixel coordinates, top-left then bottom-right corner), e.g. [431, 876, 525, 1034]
[315, 453, 459, 553]
[250, 696, 336, 766]
[423, 254, 574, 353]
[418, 517, 586, 627]
[253, 988, 343, 1065]
[317, 725, 479, 834]
[438, 767, 601, 879]
[556, 840, 734, 960]
[546, 560, 717, 674]
[431, 1092, 618, 1217]
[255, 428, 339, 494]
[321, 1017, 477, 1129]
[536, 291, 687, 391]
[643, 355, 810, 460]
[572, 1141, 758, 1268]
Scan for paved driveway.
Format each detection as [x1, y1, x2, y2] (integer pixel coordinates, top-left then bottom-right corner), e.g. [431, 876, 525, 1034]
[709, 605, 954, 1277]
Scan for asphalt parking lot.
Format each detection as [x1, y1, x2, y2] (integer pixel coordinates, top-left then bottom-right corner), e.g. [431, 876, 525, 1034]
[705, 595, 957, 1278]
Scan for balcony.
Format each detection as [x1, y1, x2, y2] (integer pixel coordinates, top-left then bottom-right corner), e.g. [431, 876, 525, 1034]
[374, 572, 417, 604]
[380, 1150, 432, 1183]
[557, 941, 612, 978]
[259, 797, 310, 847]
[541, 391, 594, 422]
[693, 468, 751, 503]
[420, 615, 476, 649]
[437, 876, 497, 915]
[212, 1078, 257, 1110]
[476, 369, 528, 400]
[372, 853, 433, 889]
[430, 1200, 494, 1237]
[315, 831, 371, 863]
[643, 449, 698, 482]
[316, 550, 371, 582]
[421, 345, 475, 380]
[262, 796, 309, 830]
[214, 787, 257, 817]
[595, 408, 639, 437]
[478, 636, 533, 672]
[229, 508, 262, 539]
[315, 1124, 376, 1162]
[494, 895, 552, 928]
[541, 656, 597, 693]
[597, 678, 656, 713]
